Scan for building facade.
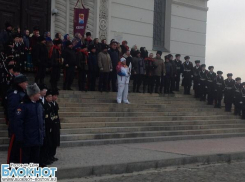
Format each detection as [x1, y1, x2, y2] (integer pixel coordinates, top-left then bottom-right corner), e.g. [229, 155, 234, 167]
[0, 0, 208, 63]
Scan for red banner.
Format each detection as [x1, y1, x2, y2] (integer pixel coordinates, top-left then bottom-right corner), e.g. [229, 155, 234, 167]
[74, 8, 89, 36]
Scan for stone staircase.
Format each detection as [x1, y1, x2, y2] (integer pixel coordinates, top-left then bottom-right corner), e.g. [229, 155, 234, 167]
[1, 76, 245, 150]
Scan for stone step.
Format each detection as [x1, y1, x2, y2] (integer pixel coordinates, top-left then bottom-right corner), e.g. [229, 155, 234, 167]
[0, 137, 9, 144]
[60, 124, 245, 135]
[58, 111, 231, 118]
[60, 119, 244, 129]
[60, 115, 238, 123]
[58, 103, 216, 108]
[58, 107, 227, 113]
[0, 124, 7, 130]
[60, 128, 245, 142]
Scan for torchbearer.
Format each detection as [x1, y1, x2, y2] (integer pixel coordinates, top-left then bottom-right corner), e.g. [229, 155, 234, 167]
[116, 57, 130, 104]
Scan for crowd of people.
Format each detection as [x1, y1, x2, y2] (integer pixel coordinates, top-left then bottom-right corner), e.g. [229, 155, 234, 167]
[0, 21, 245, 166]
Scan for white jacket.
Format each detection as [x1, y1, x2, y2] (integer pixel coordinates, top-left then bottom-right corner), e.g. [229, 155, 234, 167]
[117, 66, 130, 84]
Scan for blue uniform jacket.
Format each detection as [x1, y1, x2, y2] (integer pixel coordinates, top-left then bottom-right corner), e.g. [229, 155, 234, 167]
[15, 96, 45, 147]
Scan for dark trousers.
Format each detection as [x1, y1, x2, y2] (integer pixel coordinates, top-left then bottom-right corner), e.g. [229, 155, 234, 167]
[89, 72, 97, 91]
[170, 76, 175, 92]
[143, 76, 154, 93]
[225, 103, 232, 112]
[63, 66, 75, 90]
[78, 70, 87, 91]
[133, 74, 144, 92]
[22, 146, 40, 164]
[35, 66, 46, 84]
[7, 135, 21, 164]
[50, 67, 60, 90]
[199, 81, 206, 101]
[164, 75, 171, 93]
[184, 86, 191, 94]
[154, 76, 161, 93]
[174, 74, 181, 91]
[109, 69, 117, 92]
[242, 107, 245, 119]
[39, 135, 51, 164]
[99, 72, 109, 92]
[234, 103, 242, 115]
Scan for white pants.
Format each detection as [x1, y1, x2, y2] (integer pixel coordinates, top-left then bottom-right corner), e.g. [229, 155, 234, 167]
[117, 83, 129, 103]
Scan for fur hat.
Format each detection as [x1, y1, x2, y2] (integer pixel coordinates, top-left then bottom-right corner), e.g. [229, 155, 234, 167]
[195, 60, 200, 64]
[236, 77, 241, 81]
[227, 73, 233, 77]
[86, 32, 91, 37]
[46, 90, 52, 96]
[175, 54, 181, 57]
[52, 89, 59, 96]
[38, 84, 48, 91]
[242, 82, 245, 86]
[208, 66, 214, 70]
[14, 74, 27, 84]
[101, 44, 109, 50]
[217, 71, 223, 75]
[89, 45, 96, 52]
[38, 36, 45, 42]
[168, 54, 173, 58]
[156, 51, 162, 56]
[27, 83, 40, 97]
[7, 64, 15, 70]
[201, 64, 206, 68]
[33, 26, 40, 31]
[184, 56, 190, 60]
[164, 55, 169, 60]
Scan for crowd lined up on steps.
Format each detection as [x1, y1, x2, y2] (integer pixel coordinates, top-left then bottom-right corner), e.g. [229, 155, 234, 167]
[0, 22, 245, 167]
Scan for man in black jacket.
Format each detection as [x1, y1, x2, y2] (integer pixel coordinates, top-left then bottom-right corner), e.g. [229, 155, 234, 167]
[62, 41, 77, 90]
[33, 36, 48, 84]
[168, 54, 176, 94]
[193, 60, 201, 98]
[88, 45, 98, 91]
[199, 64, 208, 101]
[108, 41, 119, 92]
[214, 71, 225, 108]
[164, 55, 173, 94]
[206, 66, 216, 105]
[182, 56, 193, 95]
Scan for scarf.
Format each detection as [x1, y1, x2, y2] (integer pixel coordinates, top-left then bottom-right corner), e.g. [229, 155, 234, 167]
[49, 45, 61, 58]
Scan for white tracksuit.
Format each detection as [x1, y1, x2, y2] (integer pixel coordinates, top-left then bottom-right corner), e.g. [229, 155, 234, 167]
[117, 66, 130, 103]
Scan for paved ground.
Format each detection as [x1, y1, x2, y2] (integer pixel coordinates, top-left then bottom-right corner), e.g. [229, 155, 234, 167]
[61, 161, 245, 182]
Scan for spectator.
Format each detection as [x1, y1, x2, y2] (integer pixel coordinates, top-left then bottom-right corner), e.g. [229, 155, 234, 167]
[153, 51, 165, 94]
[88, 45, 98, 91]
[121, 40, 129, 56]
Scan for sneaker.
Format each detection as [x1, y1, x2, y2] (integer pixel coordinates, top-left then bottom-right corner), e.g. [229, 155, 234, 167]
[123, 101, 130, 104]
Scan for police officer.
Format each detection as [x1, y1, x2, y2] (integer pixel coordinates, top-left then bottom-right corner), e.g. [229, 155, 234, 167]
[233, 77, 242, 115]
[182, 56, 193, 95]
[241, 83, 245, 119]
[6, 74, 28, 164]
[50, 90, 60, 162]
[174, 54, 183, 91]
[224, 73, 235, 112]
[214, 71, 225, 108]
[15, 83, 44, 164]
[168, 54, 176, 94]
[199, 64, 208, 101]
[193, 60, 201, 98]
[206, 66, 216, 105]
[49, 39, 62, 91]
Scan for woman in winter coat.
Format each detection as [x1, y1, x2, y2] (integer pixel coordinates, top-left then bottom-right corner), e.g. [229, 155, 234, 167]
[116, 57, 130, 104]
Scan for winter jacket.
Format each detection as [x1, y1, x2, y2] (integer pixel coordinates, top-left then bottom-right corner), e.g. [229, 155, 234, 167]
[98, 52, 112, 73]
[88, 52, 98, 72]
[32, 42, 49, 67]
[117, 63, 130, 84]
[62, 47, 77, 67]
[153, 57, 166, 77]
[108, 48, 119, 69]
[133, 57, 145, 75]
[15, 96, 45, 147]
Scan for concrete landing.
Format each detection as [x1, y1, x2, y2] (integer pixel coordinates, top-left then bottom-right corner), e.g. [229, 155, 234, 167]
[1, 137, 245, 180]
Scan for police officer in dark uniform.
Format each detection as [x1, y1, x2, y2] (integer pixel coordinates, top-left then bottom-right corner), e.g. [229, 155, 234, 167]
[214, 71, 225, 108]
[241, 83, 245, 119]
[49, 39, 62, 91]
[164, 55, 173, 94]
[199, 64, 208, 101]
[174, 54, 183, 91]
[224, 73, 235, 112]
[206, 66, 216, 105]
[192, 60, 201, 98]
[6, 74, 28, 164]
[182, 56, 193, 95]
[50, 90, 60, 162]
[40, 90, 55, 166]
[88, 45, 98, 91]
[233, 77, 242, 115]
[168, 54, 176, 94]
